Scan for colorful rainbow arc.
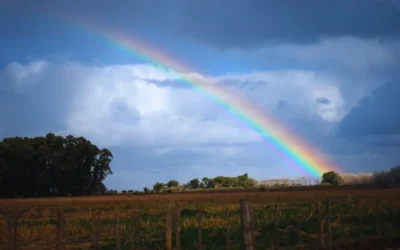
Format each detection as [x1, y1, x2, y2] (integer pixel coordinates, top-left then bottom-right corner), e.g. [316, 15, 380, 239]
[67, 21, 339, 177]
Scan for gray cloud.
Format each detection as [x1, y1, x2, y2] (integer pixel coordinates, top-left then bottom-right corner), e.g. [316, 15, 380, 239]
[316, 97, 331, 105]
[337, 81, 400, 137]
[4, 0, 400, 49]
[109, 97, 142, 124]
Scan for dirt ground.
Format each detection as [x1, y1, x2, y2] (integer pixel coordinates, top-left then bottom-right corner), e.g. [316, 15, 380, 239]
[1, 187, 399, 209]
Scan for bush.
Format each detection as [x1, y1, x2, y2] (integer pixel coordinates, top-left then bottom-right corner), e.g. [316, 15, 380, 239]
[321, 171, 344, 186]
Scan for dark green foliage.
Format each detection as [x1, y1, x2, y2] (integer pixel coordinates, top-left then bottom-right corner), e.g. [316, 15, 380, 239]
[153, 182, 165, 193]
[371, 166, 400, 185]
[0, 133, 113, 198]
[179, 173, 257, 190]
[167, 179, 179, 188]
[321, 171, 344, 186]
[188, 178, 200, 189]
[202, 177, 216, 188]
[212, 173, 250, 188]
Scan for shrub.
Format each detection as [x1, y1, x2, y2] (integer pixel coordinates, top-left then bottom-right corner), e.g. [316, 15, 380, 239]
[321, 171, 344, 186]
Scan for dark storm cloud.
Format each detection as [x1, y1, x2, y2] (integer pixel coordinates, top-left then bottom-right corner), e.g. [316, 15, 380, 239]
[4, 0, 400, 49]
[337, 81, 400, 137]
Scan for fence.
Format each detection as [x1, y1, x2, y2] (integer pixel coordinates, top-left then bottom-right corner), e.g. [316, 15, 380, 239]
[1, 197, 400, 250]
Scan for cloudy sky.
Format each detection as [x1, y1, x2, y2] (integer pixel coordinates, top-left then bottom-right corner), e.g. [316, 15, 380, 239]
[1, 0, 400, 190]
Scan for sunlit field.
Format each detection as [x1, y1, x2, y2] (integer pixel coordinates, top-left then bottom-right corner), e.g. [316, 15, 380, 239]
[1, 188, 400, 250]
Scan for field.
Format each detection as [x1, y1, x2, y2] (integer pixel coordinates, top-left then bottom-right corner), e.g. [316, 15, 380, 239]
[1, 187, 400, 250]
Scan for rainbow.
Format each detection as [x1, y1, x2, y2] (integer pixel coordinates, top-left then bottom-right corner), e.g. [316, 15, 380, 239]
[65, 21, 339, 177]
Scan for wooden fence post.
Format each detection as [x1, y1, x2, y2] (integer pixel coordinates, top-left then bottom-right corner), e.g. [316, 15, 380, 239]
[130, 211, 137, 250]
[274, 204, 280, 250]
[226, 209, 230, 250]
[358, 200, 364, 238]
[296, 208, 302, 249]
[198, 209, 203, 250]
[92, 211, 100, 250]
[7, 211, 13, 250]
[12, 210, 21, 250]
[115, 209, 121, 250]
[390, 198, 396, 231]
[240, 199, 255, 250]
[338, 200, 345, 237]
[165, 210, 172, 250]
[376, 200, 381, 237]
[56, 208, 65, 250]
[327, 199, 332, 250]
[175, 204, 181, 250]
[317, 201, 324, 249]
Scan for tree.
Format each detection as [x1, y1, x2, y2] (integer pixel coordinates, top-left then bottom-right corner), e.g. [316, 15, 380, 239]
[207, 178, 216, 188]
[202, 177, 215, 188]
[237, 173, 249, 187]
[189, 178, 200, 189]
[167, 180, 179, 188]
[153, 182, 165, 193]
[202, 177, 210, 187]
[143, 187, 150, 193]
[390, 166, 400, 184]
[246, 178, 258, 188]
[0, 133, 113, 198]
[321, 171, 344, 186]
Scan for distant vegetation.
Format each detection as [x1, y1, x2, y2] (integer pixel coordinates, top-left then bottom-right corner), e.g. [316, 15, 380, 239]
[0, 133, 399, 198]
[128, 168, 399, 195]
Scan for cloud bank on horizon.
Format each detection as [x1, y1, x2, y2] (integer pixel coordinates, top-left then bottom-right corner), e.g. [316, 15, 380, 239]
[1, 0, 399, 190]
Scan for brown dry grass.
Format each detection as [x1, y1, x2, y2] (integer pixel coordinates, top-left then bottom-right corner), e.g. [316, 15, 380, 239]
[0, 187, 399, 209]
[0, 187, 399, 249]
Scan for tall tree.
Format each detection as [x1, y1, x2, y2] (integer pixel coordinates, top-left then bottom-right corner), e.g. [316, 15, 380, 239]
[0, 133, 113, 198]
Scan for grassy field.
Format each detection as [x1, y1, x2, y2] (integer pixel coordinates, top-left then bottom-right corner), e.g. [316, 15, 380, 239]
[0, 188, 400, 249]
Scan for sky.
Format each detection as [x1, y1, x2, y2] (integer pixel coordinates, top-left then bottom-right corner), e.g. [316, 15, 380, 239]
[1, 0, 400, 190]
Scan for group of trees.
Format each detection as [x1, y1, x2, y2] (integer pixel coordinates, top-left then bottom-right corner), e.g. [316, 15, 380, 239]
[143, 169, 400, 194]
[0, 133, 113, 198]
[371, 166, 400, 185]
[0, 132, 398, 198]
[147, 174, 258, 193]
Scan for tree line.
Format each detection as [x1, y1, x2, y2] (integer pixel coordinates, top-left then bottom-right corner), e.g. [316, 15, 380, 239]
[147, 173, 258, 193]
[1, 133, 399, 198]
[136, 168, 400, 194]
[0, 133, 113, 198]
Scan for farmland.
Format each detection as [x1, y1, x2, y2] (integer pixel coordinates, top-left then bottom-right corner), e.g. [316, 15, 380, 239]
[1, 187, 400, 249]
